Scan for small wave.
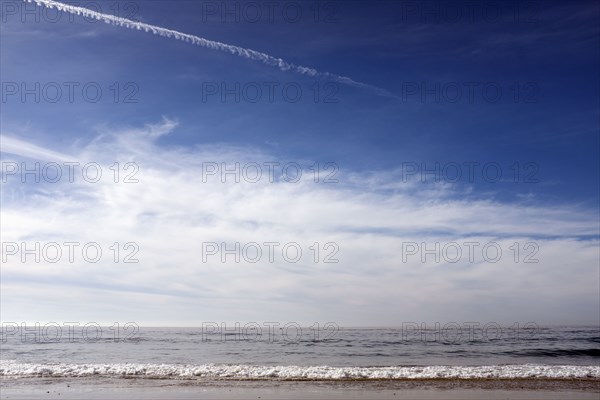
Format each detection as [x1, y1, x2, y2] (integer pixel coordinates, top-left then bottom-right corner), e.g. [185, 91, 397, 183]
[1, 362, 598, 380]
[508, 349, 600, 357]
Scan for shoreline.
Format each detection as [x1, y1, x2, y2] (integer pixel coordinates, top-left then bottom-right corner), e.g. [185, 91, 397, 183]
[2, 377, 599, 400]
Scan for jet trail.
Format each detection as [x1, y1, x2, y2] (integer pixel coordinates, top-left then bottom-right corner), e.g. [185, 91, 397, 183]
[26, 0, 393, 96]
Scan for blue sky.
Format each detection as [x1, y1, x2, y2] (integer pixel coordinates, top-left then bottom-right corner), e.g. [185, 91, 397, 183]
[1, 0, 599, 326]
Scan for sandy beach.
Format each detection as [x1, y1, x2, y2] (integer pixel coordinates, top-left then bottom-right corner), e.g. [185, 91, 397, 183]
[2, 378, 599, 400]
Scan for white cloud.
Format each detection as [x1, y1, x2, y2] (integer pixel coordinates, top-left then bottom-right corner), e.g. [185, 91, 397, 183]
[1, 119, 598, 326]
[1, 135, 76, 163]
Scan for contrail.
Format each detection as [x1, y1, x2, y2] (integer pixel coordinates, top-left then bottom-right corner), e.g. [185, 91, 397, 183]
[25, 0, 393, 97]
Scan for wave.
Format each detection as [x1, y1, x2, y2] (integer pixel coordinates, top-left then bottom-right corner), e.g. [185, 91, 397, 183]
[1, 362, 599, 380]
[510, 349, 600, 357]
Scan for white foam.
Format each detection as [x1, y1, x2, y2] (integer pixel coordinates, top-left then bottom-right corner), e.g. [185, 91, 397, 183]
[1, 361, 599, 380]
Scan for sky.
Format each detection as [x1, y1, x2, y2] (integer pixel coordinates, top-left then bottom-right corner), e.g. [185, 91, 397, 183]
[0, 0, 599, 326]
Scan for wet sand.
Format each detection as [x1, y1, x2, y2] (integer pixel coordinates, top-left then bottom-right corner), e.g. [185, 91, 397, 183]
[1, 378, 599, 399]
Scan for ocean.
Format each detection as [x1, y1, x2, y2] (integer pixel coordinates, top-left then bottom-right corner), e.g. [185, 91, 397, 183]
[1, 324, 599, 380]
